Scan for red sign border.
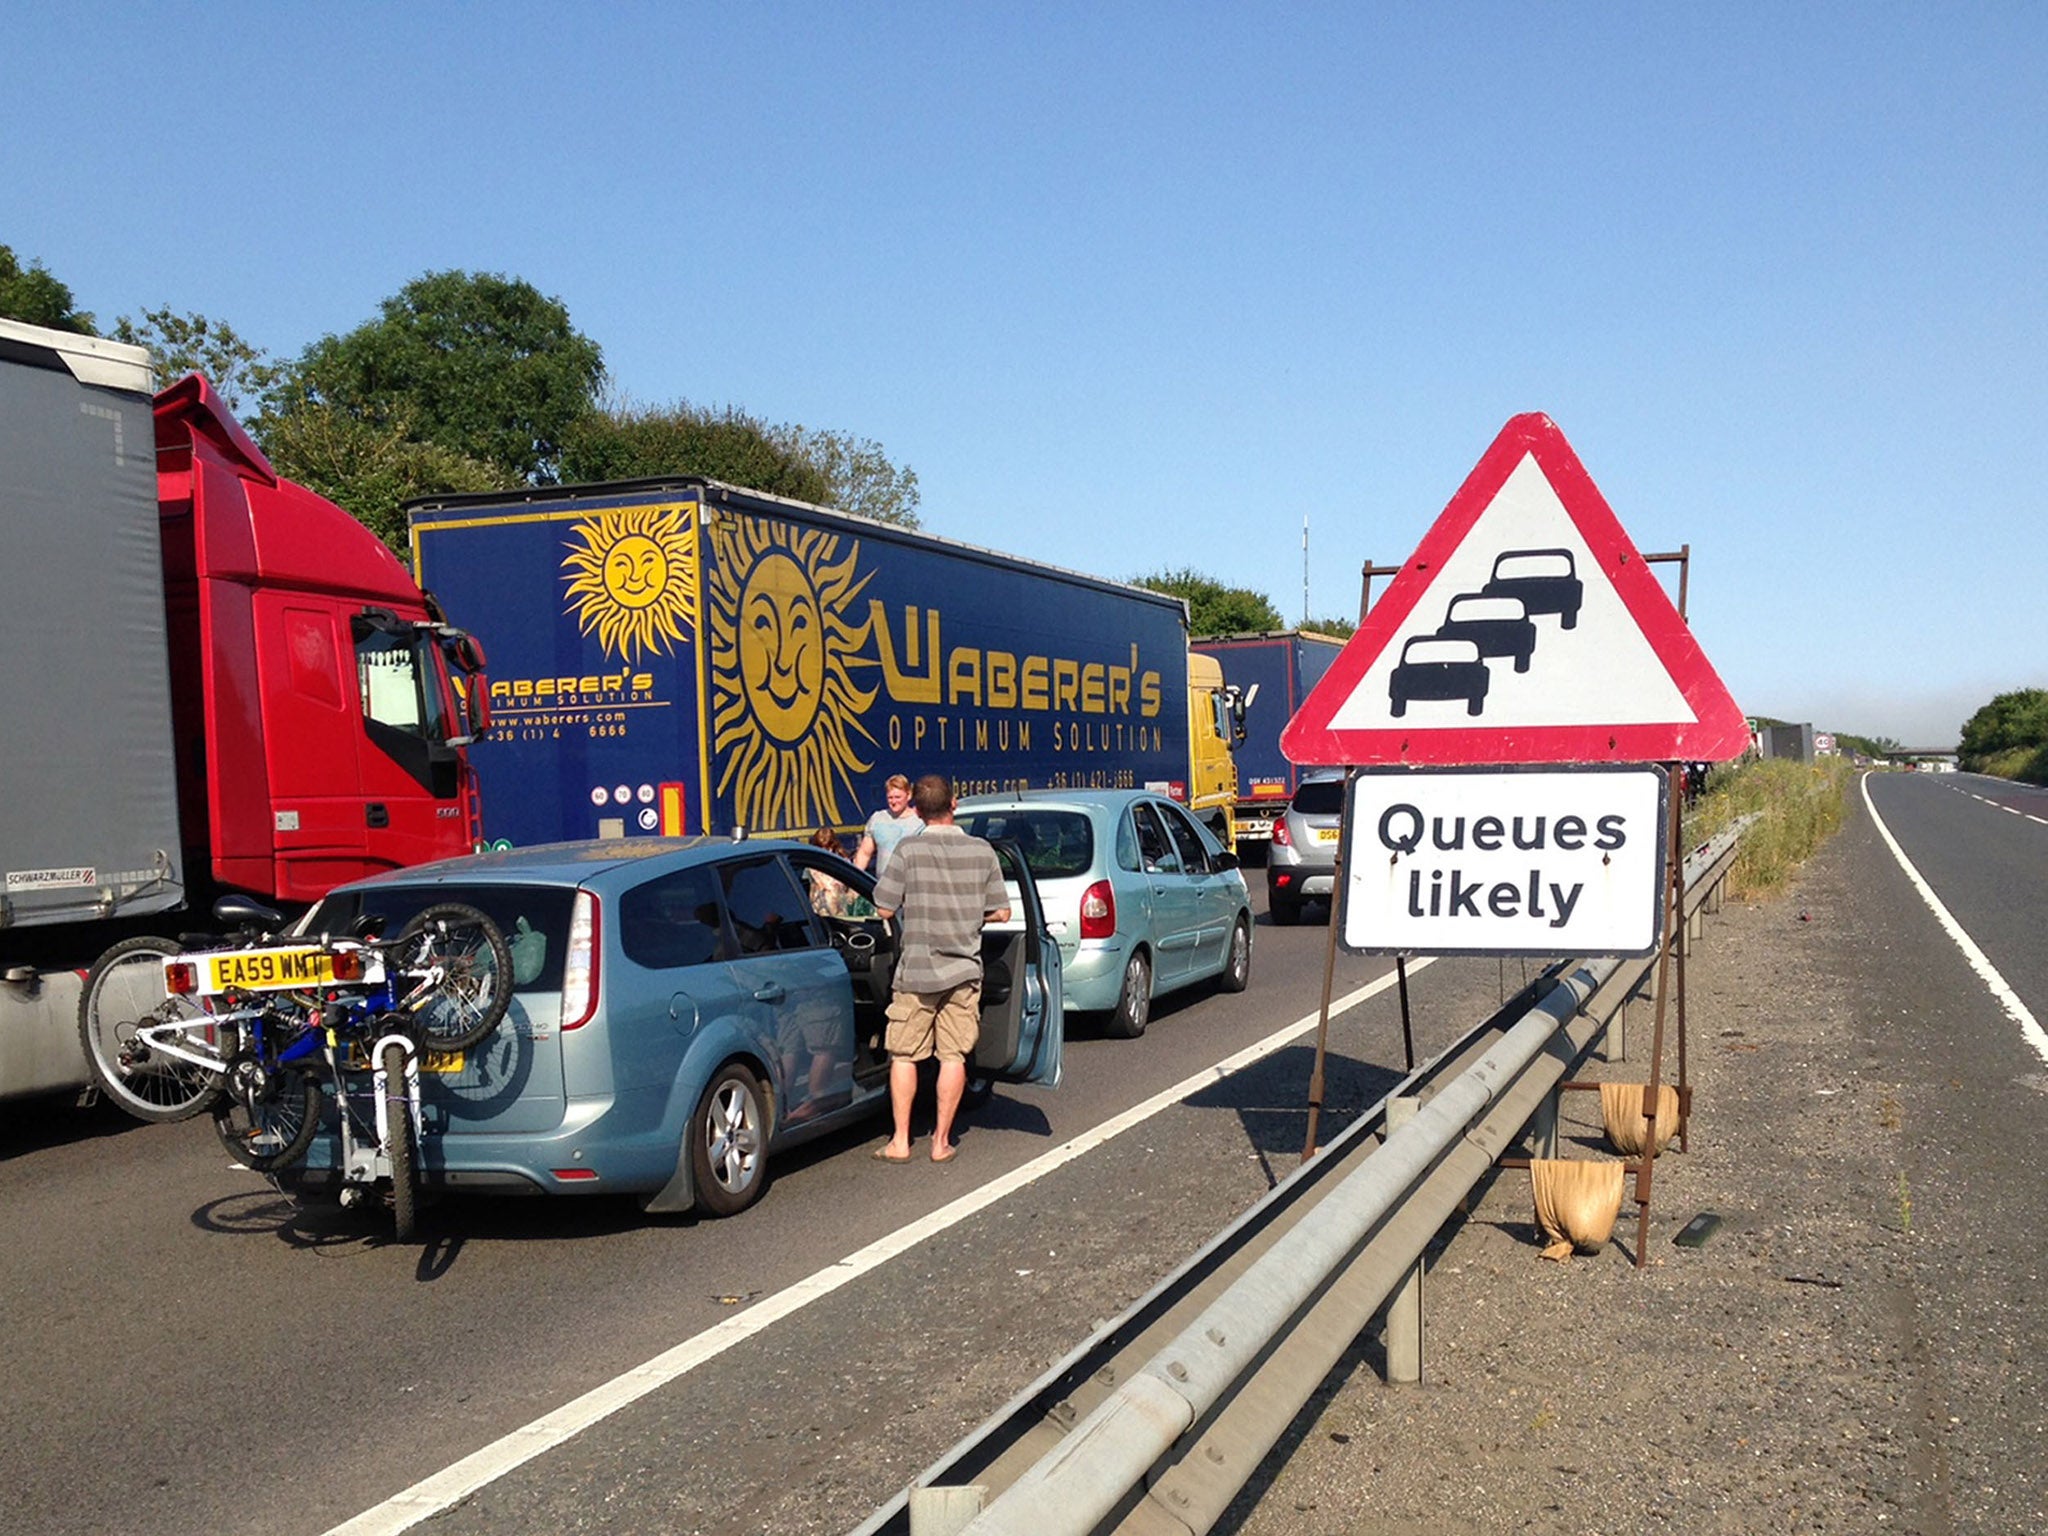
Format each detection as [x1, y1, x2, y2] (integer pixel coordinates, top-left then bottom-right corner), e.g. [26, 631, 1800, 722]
[1281, 414, 1751, 767]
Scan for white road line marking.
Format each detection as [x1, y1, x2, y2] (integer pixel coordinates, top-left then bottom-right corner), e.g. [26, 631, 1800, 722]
[322, 961, 1432, 1536]
[1863, 776, 2048, 1071]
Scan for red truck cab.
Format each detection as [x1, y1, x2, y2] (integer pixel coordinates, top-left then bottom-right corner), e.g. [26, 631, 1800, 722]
[153, 375, 489, 902]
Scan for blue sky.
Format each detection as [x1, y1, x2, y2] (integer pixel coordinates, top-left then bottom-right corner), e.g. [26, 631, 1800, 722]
[8, 3, 2042, 747]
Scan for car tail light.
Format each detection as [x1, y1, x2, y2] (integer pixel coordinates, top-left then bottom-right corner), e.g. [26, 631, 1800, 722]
[560, 890, 600, 1030]
[1079, 879, 1116, 940]
[1271, 818, 1292, 848]
[164, 961, 196, 995]
[550, 1167, 599, 1182]
[329, 949, 365, 983]
[1273, 870, 1295, 890]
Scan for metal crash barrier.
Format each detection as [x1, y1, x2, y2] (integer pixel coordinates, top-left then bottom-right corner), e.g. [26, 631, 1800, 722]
[852, 824, 1743, 1536]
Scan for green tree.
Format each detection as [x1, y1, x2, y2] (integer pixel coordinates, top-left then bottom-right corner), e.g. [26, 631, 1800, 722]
[0, 243, 94, 332]
[1957, 688, 2048, 771]
[261, 400, 510, 556]
[111, 308, 284, 416]
[765, 423, 921, 527]
[292, 270, 604, 483]
[557, 398, 832, 504]
[1134, 569, 1284, 636]
[1303, 614, 1357, 639]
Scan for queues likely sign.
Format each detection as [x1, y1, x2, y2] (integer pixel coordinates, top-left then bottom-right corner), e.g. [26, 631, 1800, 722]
[1340, 766, 1668, 957]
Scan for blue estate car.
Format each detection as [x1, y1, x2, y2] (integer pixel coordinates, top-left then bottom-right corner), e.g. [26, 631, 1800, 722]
[286, 836, 1062, 1218]
[957, 789, 1252, 1039]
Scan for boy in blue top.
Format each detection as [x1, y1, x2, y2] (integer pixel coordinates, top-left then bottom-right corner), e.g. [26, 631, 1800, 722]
[855, 773, 924, 876]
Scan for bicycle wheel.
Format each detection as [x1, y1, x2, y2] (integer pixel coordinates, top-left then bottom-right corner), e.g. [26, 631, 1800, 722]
[393, 903, 514, 1051]
[211, 1052, 321, 1171]
[78, 936, 224, 1123]
[381, 1039, 418, 1242]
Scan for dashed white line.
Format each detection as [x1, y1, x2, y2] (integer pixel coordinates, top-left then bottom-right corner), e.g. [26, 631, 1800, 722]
[322, 960, 1432, 1536]
[1863, 776, 2048, 1071]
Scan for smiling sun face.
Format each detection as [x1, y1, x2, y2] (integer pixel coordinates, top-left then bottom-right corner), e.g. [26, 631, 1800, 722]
[708, 513, 877, 833]
[561, 504, 698, 659]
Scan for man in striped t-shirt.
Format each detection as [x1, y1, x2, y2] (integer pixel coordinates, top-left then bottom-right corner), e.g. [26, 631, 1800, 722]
[870, 774, 1010, 1164]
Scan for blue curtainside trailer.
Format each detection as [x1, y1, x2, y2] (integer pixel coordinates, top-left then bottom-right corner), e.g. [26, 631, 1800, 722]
[1191, 630, 1346, 848]
[409, 479, 1201, 847]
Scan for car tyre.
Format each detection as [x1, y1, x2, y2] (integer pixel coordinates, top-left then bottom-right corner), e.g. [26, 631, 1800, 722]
[1105, 950, 1152, 1039]
[1269, 892, 1303, 926]
[1219, 916, 1252, 993]
[690, 1063, 769, 1218]
[963, 1071, 996, 1111]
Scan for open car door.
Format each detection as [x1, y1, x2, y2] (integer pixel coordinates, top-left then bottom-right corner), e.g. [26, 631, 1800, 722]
[973, 839, 1064, 1088]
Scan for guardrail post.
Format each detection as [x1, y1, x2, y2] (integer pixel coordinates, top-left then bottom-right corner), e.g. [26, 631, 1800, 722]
[910, 1485, 985, 1536]
[1383, 1096, 1425, 1384]
[1529, 1084, 1561, 1160]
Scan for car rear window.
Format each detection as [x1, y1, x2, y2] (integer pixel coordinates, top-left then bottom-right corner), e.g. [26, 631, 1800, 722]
[956, 809, 1095, 879]
[306, 883, 574, 994]
[1292, 779, 1346, 816]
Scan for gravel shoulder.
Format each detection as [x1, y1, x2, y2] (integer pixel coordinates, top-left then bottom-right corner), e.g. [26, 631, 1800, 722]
[1225, 785, 2046, 1536]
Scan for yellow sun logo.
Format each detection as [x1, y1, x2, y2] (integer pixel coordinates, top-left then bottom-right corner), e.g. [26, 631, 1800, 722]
[561, 504, 699, 660]
[707, 512, 878, 833]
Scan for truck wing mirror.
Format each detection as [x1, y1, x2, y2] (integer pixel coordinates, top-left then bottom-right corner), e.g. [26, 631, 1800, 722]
[448, 670, 493, 744]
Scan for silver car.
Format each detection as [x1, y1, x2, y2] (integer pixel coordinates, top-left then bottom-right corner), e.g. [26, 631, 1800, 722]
[1265, 771, 1346, 924]
[957, 789, 1252, 1039]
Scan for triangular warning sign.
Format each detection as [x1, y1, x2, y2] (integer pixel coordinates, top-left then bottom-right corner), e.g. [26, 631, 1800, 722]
[1283, 414, 1750, 767]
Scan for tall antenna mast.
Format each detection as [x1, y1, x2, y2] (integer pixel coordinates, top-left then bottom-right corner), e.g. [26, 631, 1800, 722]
[1302, 513, 1310, 625]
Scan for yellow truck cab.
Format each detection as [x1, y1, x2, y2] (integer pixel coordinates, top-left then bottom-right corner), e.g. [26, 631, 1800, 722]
[1185, 652, 1248, 850]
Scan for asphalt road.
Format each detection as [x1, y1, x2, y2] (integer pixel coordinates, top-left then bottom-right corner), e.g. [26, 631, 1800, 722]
[4, 772, 2037, 1536]
[0, 886, 1545, 1536]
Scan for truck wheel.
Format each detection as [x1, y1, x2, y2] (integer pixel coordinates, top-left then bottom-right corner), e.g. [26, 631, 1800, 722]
[78, 936, 224, 1123]
[1106, 951, 1151, 1039]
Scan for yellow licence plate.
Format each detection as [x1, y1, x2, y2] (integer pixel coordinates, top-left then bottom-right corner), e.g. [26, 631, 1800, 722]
[344, 1043, 465, 1074]
[204, 947, 338, 993]
[1315, 827, 1343, 843]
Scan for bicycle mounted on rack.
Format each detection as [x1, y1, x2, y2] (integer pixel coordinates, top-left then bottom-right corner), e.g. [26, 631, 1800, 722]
[77, 896, 514, 1239]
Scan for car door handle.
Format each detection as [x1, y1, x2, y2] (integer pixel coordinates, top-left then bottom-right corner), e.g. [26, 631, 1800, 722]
[753, 983, 786, 1003]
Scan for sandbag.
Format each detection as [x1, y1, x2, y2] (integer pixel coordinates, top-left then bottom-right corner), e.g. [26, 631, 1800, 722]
[1601, 1081, 1680, 1158]
[1531, 1157, 1625, 1261]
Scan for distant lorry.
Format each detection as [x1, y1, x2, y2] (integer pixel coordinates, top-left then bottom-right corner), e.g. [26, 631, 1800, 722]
[0, 318, 491, 1103]
[407, 477, 1246, 849]
[1192, 630, 1347, 850]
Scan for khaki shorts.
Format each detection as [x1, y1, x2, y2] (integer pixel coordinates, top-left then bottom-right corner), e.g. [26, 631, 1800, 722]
[885, 982, 982, 1064]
